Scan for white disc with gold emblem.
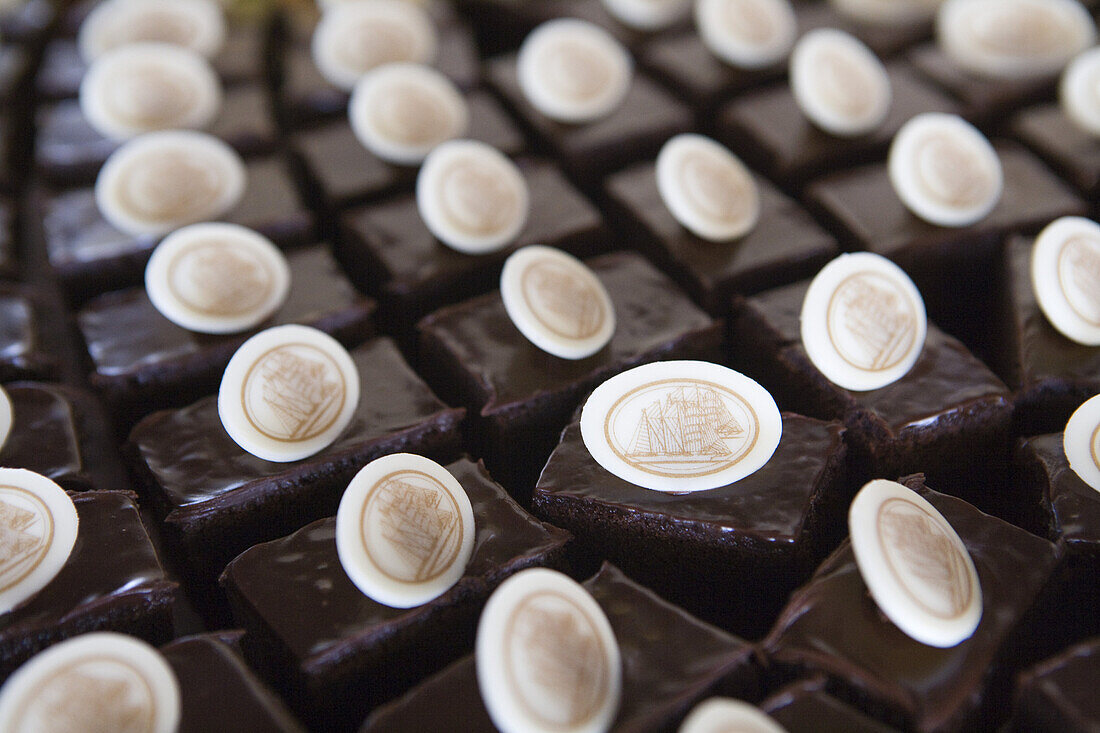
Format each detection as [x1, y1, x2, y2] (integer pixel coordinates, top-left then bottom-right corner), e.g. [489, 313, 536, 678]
[695, 0, 798, 69]
[78, 0, 226, 63]
[1064, 394, 1100, 495]
[1031, 217, 1100, 346]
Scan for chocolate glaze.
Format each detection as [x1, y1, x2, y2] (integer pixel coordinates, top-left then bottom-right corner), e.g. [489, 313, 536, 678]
[761, 677, 902, 733]
[361, 562, 759, 733]
[0, 491, 178, 681]
[0, 283, 58, 382]
[1010, 637, 1100, 732]
[1011, 103, 1100, 199]
[764, 477, 1062, 733]
[1017, 433, 1100, 551]
[78, 244, 375, 424]
[603, 159, 837, 314]
[221, 458, 571, 730]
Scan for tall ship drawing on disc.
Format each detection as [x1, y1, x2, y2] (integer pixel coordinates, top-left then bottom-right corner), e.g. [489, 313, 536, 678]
[0, 496, 47, 592]
[369, 476, 460, 583]
[523, 259, 606, 340]
[828, 272, 918, 373]
[254, 346, 344, 442]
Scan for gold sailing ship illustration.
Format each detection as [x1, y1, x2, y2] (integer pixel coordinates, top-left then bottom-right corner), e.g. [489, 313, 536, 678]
[185, 246, 268, 315]
[835, 276, 915, 371]
[0, 499, 44, 590]
[881, 507, 971, 617]
[1067, 237, 1100, 322]
[30, 669, 151, 733]
[624, 385, 744, 467]
[528, 262, 602, 339]
[259, 349, 341, 440]
[514, 604, 602, 726]
[374, 478, 458, 582]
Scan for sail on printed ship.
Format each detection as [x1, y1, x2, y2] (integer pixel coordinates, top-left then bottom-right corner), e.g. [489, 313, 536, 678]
[0, 499, 43, 587]
[260, 350, 340, 440]
[376, 479, 458, 581]
[839, 278, 914, 370]
[530, 264, 602, 338]
[626, 385, 743, 463]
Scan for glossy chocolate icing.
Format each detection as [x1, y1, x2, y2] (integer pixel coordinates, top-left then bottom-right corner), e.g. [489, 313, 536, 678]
[0, 491, 178, 680]
[761, 677, 902, 733]
[361, 562, 759, 732]
[1018, 432, 1100, 551]
[221, 458, 571, 729]
[1010, 637, 1100, 732]
[1011, 103, 1100, 198]
[764, 477, 1062, 733]
[0, 284, 57, 382]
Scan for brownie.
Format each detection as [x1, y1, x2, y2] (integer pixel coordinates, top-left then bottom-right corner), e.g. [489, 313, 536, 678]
[360, 562, 761, 733]
[290, 90, 525, 216]
[39, 154, 314, 304]
[417, 252, 723, 493]
[603, 159, 838, 314]
[761, 677, 903, 733]
[0, 198, 18, 278]
[77, 244, 375, 427]
[715, 62, 960, 187]
[533, 413, 848, 637]
[0, 46, 30, 108]
[763, 475, 1063, 733]
[220, 458, 571, 731]
[0, 490, 178, 682]
[1012, 104, 1100, 204]
[0, 381, 128, 492]
[0, 0, 55, 45]
[729, 279, 1013, 510]
[127, 336, 465, 581]
[35, 83, 279, 188]
[0, 281, 64, 383]
[338, 157, 611, 337]
[1009, 637, 1100, 733]
[484, 55, 692, 185]
[995, 235, 1100, 436]
[161, 634, 306, 733]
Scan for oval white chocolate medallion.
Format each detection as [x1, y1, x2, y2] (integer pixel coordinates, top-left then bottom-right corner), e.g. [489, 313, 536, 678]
[695, 0, 797, 70]
[416, 140, 529, 254]
[0, 384, 11, 453]
[1061, 47, 1100, 138]
[348, 63, 469, 166]
[501, 246, 615, 360]
[0, 632, 179, 733]
[79, 42, 221, 142]
[829, 0, 944, 26]
[800, 252, 926, 392]
[218, 324, 360, 462]
[679, 698, 788, 733]
[936, 0, 1096, 80]
[0, 469, 78, 616]
[95, 130, 246, 237]
[1064, 394, 1100, 495]
[312, 0, 438, 91]
[601, 0, 691, 30]
[790, 29, 892, 138]
[145, 222, 290, 335]
[888, 112, 1002, 227]
[78, 0, 226, 63]
[1031, 217, 1100, 346]
[849, 479, 982, 647]
[476, 568, 621, 733]
[655, 134, 760, 242]
[580, 361, 782, 493]
[516, 18, 633, 123]
[336, 453, 475, 608]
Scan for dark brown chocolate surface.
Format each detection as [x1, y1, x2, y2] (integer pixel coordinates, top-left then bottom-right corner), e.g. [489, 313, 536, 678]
[764, 477, 1062, 733]
[361, 562, 759, 733]
[221, 457, 571, 729]
[0, 282, 60, 382]
[1011, 103, 1100, 200]
[1010, 636, 1100, 733]
[1017, 432, 1100, 551]
[761, 677, 902, 733]
[0, 0, 54, 45]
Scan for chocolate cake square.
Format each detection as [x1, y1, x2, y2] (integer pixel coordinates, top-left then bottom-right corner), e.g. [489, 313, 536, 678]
[1011, 103, 1100, 209]
[220, 457, 571, 731]
[127, 337, 465, 581]
[603, 160, 838, 314]
[761, 677, 903, 733]
[0, 282, 63, 383]
[763, 475, 1062, 733]
[417, 252, 723, 493]
[1009, 637, 1100, 733]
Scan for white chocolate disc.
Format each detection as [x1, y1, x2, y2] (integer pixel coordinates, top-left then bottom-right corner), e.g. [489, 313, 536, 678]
[655, 134, 760, 242]
[516, 18, 633, 123]
[500, 246, 616, 360]
[348, 63, 469, 166]
[1061, 47, 1100, 138]
[0, 632, 180, 733]
[829, 0, 944, 26]
[800, 252, 927, 391]
[601, 0, 692, 30]
[218, 324, 360, 463]
[1030, 216, 1100, 346]
[476, 568, 621, 733]
[311, 0, 438, 92]
[936, 0, 1096, 80]
[79, 42, 221, 141]
[887, 113, 1002, 228]
[416, 140, 529, 254]
[336, 453, 475, 608]
[0, 469, 78, 616]
[580, 361, 782, 493]
[695, 0, 798, 70]
[789, 29, 892, 138]
[0, 385, 11, 453]
[77, 0, 226, 64]
[145, 223, 290, 335]
[849, 479, 982, 648]
[679, 698, 788, 733]
[95, 130, 246, 238]
[1064, 394, 1100, 495]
